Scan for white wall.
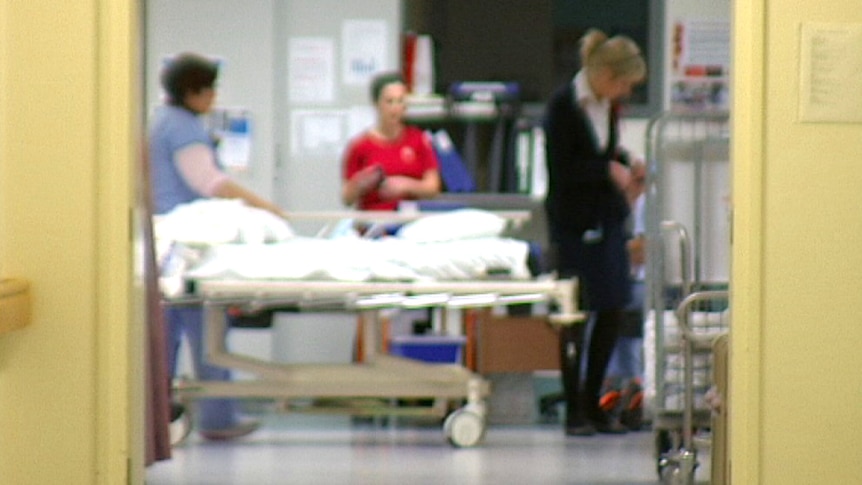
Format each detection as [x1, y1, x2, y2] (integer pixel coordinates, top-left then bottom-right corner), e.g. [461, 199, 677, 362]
[274, 0, 401, 217]
[146, 0, 278, 200]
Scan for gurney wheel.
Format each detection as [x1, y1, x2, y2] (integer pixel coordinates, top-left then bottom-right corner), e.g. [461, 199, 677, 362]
[443, 408, 485, 448]
[655, 429, 674, 477]
[169, 407, 193, 446]
[658, 453, 699, 485]
[658, 460, 684, 485]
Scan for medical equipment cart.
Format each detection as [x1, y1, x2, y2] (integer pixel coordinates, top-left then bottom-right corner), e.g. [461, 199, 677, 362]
[644, 111, 731, 484]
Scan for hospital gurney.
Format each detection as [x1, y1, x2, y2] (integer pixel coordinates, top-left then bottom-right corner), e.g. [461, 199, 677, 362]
[160, 206, 582, 447]
[170, 277, 580, 448]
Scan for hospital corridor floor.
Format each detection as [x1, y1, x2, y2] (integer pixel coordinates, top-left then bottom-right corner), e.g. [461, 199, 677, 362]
[145, 412, 711, 484]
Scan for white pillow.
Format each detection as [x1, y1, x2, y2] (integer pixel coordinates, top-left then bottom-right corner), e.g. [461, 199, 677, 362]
[395, 208, 507, 242]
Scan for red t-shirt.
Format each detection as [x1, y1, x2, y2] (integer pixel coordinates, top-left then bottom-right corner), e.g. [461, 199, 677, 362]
[342, 126, 439, 211]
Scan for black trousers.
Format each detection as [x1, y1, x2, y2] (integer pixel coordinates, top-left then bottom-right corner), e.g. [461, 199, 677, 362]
[559, 310, 625, 425]
[552, 222, 630, 426]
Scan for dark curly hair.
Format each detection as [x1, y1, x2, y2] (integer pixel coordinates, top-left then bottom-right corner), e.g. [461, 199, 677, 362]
[160, 52, 219, 106]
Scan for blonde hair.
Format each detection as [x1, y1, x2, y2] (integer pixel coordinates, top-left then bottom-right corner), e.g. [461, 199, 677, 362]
[579, 29, 646, 82]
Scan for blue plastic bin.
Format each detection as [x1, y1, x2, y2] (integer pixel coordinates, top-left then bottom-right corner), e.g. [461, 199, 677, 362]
[389, 335, 467, 364]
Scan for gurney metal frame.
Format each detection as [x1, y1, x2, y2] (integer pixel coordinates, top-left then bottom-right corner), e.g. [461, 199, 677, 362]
[171, 277, 582, 447]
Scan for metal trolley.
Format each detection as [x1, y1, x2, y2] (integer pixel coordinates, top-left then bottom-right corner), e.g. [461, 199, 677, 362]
[644, 112, 731, 484]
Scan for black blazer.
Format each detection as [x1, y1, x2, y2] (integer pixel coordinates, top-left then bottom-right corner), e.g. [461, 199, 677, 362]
[542, 81, 633, 309]
[543, 81, 631, 242]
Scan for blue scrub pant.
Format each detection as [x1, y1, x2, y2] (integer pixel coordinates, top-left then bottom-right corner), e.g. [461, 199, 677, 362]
[605, 281, 645, 381]
[166, 306, 240, 431]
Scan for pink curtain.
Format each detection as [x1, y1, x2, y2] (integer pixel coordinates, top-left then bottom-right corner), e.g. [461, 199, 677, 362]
[140, 144, 172, 464]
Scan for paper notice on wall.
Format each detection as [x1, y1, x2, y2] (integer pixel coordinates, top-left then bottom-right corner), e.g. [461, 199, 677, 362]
[217, 109, 253, 170]
[671, 19, 730, 113]
[799, 23, 862, 123]
[290, 109, 345, 158]
[674, 20, 730, 77]
[342, 19, 388, 86]
[288, 37, 335, 104]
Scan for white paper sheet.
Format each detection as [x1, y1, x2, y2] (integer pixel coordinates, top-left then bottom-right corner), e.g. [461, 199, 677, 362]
[342, 19, 388, 86]
[288, 37, 336, 104]
[799, 23, 862, 123]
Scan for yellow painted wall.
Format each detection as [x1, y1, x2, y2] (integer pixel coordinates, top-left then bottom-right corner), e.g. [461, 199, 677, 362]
[732, 1, 862, 483]
[0, 1, 140, 484]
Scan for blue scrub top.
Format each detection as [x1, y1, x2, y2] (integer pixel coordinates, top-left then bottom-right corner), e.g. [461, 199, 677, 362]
[148, 105, 215, 214]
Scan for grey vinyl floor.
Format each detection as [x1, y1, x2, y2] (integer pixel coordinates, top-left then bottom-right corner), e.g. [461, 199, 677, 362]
[145, 412, 711, 485]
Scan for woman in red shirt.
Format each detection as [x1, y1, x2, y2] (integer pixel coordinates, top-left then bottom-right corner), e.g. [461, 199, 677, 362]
[342, 72, 441, 211]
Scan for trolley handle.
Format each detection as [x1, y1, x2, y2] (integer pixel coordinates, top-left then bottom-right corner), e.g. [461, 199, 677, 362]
[674, 289, 729, 339]
[660, 220, 693, 297]
[674, 288, 729, 454]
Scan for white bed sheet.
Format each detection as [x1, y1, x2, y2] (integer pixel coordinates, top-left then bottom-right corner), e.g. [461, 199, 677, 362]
[154, 200, 534, 297]
[185, 236, 531, 283]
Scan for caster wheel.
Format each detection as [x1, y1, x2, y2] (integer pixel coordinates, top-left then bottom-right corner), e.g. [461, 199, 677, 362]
[659, 460, 696, 485]
[169, 407, 193, 446]
[443, 409, 485, 448]
[659, 461, 682, 485]
[655, 429, 674, 478]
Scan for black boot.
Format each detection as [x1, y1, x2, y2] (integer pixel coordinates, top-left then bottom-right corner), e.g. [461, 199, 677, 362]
[559, 324, 595, 436]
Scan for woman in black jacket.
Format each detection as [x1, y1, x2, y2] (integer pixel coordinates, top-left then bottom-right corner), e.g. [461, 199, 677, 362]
[544, 28, 646, 436]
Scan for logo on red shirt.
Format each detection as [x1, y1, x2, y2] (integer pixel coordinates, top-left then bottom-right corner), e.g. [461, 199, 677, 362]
[401, 146, 416, 164]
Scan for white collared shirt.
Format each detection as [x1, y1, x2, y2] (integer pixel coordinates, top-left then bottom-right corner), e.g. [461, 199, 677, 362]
[573, 70, 611, 151]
